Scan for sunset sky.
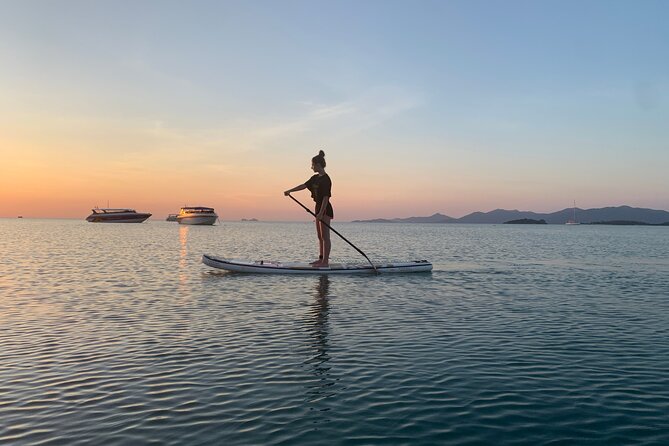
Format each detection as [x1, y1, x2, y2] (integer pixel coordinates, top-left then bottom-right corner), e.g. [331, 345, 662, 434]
[2, 0, 668, 220]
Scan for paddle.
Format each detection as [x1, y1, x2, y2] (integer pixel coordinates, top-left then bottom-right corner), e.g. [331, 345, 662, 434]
[287, 194, 379, 274]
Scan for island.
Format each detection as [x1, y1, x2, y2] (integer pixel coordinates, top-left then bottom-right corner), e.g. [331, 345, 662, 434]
[241, 218, 259, 222]
[504, 218, 547, 224]
[352, 213, 455, 224]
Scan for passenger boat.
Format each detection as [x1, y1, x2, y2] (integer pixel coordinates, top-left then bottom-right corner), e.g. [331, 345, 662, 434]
[176, 207, 218, 225]
[202, 254, 432, 274]
[85, 208, 151, 223]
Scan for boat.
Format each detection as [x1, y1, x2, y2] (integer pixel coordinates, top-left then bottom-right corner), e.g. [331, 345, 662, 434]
[166, 214, 178, 222]
[177, 206, 218, 225]
[85, 208, 151, 223]
[566, 200, 580, 225]
[202, 254, 433, 274]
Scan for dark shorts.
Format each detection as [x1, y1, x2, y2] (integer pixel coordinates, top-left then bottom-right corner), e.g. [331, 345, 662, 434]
[316, 202, 334, 219]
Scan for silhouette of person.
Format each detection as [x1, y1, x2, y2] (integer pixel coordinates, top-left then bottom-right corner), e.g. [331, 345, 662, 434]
[284, 150, 333, 267]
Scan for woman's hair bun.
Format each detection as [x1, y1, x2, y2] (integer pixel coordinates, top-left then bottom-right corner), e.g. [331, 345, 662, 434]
[312, 149, 327, 167]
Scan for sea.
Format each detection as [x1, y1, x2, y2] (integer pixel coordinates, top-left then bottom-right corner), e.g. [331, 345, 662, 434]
[2, 218, 669, 445]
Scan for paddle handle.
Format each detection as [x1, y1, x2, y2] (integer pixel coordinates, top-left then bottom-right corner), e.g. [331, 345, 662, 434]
[287, 194, 378, 273]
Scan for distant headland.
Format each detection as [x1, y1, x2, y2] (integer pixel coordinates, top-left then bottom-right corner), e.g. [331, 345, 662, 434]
[352, 206, 669, 225]
[504, 218, 547, 224]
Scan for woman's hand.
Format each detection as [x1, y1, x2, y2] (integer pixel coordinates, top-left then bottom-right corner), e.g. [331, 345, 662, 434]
[284, 191, 291, 196]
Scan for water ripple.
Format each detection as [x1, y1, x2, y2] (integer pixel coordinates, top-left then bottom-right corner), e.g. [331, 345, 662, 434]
[1, 220, 669, 444]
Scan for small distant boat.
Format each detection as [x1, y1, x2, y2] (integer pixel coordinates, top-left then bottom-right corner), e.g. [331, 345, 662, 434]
[176, 206, 218, 225]
[566, 200, 580, 225]
[86, 208, 151, 223]
[17, 216, 23, 219]
[166, 214, 178, 222]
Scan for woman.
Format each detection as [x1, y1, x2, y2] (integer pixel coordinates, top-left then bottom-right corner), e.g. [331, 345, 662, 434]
[284, 150, 334, 267]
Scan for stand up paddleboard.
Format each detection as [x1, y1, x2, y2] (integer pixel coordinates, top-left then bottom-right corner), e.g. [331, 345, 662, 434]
[202, 254, 432, 274]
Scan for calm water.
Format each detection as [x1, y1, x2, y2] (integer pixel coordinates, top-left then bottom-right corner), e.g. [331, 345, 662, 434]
[2, 219, 669, 445]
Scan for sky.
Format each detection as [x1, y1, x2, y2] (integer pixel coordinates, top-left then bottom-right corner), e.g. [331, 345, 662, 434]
[1, 0, 668, 220]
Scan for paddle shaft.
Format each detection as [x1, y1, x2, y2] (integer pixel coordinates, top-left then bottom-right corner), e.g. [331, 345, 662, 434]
[287, 194, 378, 273]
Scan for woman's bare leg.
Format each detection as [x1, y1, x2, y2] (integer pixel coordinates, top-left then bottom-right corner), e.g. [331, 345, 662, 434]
[318, 216, 331, 266]
[311, 219, 324, 264]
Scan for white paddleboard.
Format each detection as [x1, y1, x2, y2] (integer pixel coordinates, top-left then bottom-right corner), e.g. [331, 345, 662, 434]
[202, 254, 432, 274]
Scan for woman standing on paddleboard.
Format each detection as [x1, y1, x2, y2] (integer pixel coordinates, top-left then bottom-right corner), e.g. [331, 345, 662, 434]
[284, 150, 334, 267]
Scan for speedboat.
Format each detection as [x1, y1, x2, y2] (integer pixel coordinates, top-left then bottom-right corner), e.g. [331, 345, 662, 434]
[176, 207, 218, 225]
[86, 208, 151, 223]
[166, 214, 178, 222]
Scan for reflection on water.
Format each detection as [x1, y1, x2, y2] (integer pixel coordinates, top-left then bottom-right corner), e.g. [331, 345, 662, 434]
[304, 276, 337, 407]
[3, 220, 669, 445]
[178, 225, 189, 285]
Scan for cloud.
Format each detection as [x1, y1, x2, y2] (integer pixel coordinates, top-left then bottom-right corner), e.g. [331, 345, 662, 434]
[86, 84, 424, 175]
[243, 84, 424, 145]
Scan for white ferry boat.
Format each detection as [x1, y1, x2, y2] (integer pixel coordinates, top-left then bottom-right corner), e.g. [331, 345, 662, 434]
[176, 207, 218, 225]
[86, 208, 151, 223]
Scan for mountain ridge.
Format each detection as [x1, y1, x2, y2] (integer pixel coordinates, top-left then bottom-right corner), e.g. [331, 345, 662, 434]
[352, 206, 669, 225]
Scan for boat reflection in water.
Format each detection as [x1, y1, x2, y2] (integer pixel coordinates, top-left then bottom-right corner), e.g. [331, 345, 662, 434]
[85, 208, 151, 223]
[178, 225, 190, 286]
[176, 207, 218, 225]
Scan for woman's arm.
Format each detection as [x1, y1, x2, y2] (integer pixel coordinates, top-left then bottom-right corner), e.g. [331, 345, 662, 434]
[284, 184, 307, 196]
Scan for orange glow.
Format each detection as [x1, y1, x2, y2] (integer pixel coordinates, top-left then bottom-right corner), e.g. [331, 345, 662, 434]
[3, 128, 665, 220]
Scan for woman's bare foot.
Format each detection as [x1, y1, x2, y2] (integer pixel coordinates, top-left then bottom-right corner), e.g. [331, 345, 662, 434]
[312, 261, 329, 268]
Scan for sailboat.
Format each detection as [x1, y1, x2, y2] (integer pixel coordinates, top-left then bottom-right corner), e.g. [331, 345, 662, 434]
[565, 201, 580, 225]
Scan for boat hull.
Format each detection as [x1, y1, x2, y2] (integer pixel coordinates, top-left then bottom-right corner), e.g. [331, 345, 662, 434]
[202, 254, 432, 274]
[86, 213, 151, 223]
[177, 215, 218, 225]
